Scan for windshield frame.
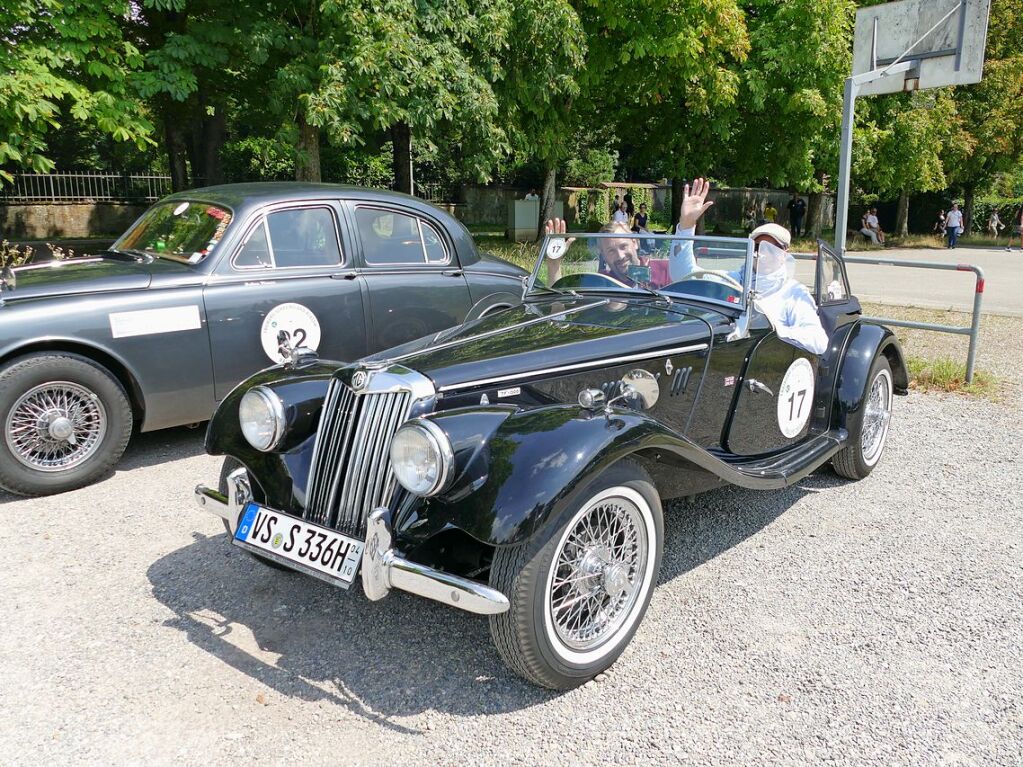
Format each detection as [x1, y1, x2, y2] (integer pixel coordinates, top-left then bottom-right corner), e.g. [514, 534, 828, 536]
[526, 231, 755, 312]
[112, 198, 237, 266]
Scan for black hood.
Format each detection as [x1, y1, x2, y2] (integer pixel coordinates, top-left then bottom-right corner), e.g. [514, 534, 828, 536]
[2, 254, 196, 303]
[365, 296, 728, 392]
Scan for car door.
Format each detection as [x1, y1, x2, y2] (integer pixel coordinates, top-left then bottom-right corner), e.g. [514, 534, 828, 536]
[203, 201, 367, 400]
[346, 202, 472, 350]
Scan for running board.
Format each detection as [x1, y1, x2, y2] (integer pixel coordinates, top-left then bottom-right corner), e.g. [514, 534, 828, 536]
[707, 430, 848, 488]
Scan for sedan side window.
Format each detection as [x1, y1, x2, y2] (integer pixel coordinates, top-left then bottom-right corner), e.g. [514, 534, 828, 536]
[233, 206, 342, 270]
[356, 207, 449, 265]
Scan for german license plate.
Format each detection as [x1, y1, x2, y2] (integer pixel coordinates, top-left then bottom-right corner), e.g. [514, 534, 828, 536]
[233, 502, 364, 588]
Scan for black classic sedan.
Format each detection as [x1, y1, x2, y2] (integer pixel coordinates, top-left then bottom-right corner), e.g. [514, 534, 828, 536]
[0, 183, 525, 496]
[196, 228, 906, 689]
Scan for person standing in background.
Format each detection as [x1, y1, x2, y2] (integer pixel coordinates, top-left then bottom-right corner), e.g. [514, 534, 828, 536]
[612, 200, 629, 225]
[787, 193, 807, 238]
[933, 209, 947, 240]
[945, 203, 964, 249]
[987, 209, 1004, 239]
[1008, 206, 1023, 252]
[763, 200, 778, 224]
[623, 191, 634, 217]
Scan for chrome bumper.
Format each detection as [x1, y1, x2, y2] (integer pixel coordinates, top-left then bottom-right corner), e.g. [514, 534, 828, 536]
[193, 476, 509, 616]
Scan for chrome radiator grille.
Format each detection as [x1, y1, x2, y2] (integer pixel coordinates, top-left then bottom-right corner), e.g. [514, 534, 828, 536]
[303, 378, 412, 537]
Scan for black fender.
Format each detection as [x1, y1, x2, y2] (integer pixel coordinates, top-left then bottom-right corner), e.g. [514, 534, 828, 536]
[414, 404, 742, 549]
[833, 320, 908, 435]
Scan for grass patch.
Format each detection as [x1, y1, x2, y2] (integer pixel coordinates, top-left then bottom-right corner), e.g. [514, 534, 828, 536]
[474, 234, 537, 271]
[906, 356, 997, 396]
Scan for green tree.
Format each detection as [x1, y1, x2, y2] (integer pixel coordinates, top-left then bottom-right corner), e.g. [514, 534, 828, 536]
[732, 0, 855, 236]
[0, 0, 154, 182]
[305, 0, 511, 191]
[581, 0, 749, 228]
[944, 0, 1023, 232]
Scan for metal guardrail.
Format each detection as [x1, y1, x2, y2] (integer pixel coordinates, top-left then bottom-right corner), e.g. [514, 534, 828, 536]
[0, 172, 176, 203]
[794, 253, 985, 383]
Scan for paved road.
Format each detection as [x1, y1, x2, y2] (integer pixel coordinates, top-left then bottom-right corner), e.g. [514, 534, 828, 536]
[841, 246, 1022, 316]
[2, 389, 1020, 766]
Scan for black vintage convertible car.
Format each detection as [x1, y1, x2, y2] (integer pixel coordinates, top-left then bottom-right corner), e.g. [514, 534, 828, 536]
[0, 183, 524, 496]
[196, 225, 906, 689]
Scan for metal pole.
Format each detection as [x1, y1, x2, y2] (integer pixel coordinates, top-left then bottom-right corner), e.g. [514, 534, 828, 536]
[965, 265, 985, 383]
[834, 76, 858, 255]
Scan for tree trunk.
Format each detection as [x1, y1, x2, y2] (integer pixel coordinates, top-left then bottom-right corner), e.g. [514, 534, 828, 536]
[536, 165, 557, 241]
[164, 116, 189, 192]
[806, 171, 828, 240]
[201, 98, 227, 185]
[391, 121, 413, 194]
[670, 176, 684, 230]
[295, 113, 321, 182]
[962, 185, 976, 237]
[895, 189, 910, 237]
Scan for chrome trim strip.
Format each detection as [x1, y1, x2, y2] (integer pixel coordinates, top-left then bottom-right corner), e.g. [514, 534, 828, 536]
[438, 342, 711, 392]
[383, 299, 610, 365]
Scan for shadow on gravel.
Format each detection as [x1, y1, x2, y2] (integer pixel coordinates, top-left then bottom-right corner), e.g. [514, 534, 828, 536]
[0, 424, 207, 505]
[147, 469, 836, 725]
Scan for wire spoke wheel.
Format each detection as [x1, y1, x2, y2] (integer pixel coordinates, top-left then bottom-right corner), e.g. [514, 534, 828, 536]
[5, 381, 108, 471]
[860, 368, 893, 466]
[546, 495, 649, 652]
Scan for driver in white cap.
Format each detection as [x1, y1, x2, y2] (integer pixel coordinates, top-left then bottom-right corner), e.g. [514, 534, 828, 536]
[670, 180, 828, 355]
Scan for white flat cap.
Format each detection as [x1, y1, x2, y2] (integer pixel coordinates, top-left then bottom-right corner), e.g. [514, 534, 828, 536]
[750, 223, 792, 248]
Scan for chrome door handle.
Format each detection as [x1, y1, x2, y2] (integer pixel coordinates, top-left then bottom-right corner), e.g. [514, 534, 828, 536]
[746, 379, 774, 396]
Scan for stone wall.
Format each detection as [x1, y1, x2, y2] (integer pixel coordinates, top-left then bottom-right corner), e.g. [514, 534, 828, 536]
[0, 203, 148, 239]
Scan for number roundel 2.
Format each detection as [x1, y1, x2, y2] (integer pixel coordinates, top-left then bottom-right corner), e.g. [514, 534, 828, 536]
[260, 303, 322, 363]
[777, 357, 814, 439]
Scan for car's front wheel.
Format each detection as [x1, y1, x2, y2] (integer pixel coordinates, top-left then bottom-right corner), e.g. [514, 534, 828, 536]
[0, 353, 133, 496]
[833, 355, 894, 479]
[488, 460, 663, 689]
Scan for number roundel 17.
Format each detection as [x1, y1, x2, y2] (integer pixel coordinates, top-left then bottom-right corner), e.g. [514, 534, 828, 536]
[777, 358, 815, 439]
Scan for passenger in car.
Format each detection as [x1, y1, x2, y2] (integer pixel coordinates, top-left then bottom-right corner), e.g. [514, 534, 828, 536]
[669, 179, 828, 355]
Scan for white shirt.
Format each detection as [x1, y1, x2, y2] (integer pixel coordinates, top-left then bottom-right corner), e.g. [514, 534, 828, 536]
[865, 213, 879, 228]
[946, 209, 963, 228]
[669, 225, 828, 355]
[612, 209, 629, 224]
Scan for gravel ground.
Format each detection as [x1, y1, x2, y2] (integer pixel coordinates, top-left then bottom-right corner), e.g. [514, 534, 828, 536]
[1, 379, 1020, 765]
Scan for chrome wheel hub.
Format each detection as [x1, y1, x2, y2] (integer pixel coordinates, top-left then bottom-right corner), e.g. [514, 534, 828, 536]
[548, 496, 648, 651]
[861, 369, 893, 465]
[5, 381, 107, 471]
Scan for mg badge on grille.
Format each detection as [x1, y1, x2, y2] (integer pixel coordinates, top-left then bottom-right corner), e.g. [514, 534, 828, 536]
[352, 370, 368, 390]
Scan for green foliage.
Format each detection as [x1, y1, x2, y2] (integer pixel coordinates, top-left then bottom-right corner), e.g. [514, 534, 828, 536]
[564, 148, 617, 187]
[0, 0, 155, 181]
[969, 197, 1023, 233]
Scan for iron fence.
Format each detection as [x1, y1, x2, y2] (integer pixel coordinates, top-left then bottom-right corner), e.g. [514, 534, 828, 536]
[0, 172, 177, 203]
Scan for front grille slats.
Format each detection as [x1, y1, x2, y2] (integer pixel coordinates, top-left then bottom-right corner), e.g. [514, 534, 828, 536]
[304, 377, 413, 537]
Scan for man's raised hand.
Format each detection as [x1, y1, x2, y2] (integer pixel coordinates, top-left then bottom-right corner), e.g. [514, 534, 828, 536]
[679, 178, 714, 231]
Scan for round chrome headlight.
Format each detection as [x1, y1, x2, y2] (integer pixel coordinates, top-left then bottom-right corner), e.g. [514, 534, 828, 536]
[238, 386, 285, 452]
[389, 420, 453, 497]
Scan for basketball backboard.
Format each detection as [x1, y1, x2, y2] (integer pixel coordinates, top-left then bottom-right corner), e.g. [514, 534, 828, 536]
[852, 0, 991, 96]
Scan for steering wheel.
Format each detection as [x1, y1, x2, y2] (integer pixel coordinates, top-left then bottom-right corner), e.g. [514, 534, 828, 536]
[675, 269, 743, 292]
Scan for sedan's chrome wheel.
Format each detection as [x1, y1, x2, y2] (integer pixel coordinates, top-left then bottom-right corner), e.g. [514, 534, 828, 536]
[543, 486, 655, 662]
[860, 368, 893, 467]
[5, 381, 108, 471]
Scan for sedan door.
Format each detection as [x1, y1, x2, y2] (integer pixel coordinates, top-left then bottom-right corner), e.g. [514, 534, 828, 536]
[203, 202, 367, 400]
[347, 203, 472, 350]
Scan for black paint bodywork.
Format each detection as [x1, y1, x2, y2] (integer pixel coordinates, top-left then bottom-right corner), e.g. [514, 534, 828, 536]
[0, 183, 526, 433]
[208, 256, 908, 573]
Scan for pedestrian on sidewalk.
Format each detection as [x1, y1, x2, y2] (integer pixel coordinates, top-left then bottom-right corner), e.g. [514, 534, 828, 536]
[945, 203, 964, 249]
[1009, 206, 1023, 252]
[787, 192, 806, 238]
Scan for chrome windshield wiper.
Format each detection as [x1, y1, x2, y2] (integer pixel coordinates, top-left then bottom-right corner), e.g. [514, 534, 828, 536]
[111, 247, 154, 264]
[526, 284, 579, 299]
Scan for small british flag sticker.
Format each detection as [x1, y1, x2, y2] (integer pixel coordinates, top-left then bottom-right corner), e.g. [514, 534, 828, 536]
[724, 376, 736, 387]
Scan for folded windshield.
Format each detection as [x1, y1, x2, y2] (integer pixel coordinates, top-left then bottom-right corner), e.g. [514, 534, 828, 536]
[114, 200, 233, 264]
[528, 230, 753, 308]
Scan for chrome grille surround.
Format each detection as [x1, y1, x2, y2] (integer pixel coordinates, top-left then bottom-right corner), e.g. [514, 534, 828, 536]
[303, 364, 435, 537]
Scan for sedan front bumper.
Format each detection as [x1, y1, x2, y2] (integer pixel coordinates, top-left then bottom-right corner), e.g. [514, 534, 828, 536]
[193, 475, 509, 616]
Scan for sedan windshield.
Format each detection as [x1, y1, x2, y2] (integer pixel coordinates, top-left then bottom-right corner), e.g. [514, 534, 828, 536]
[528, 230, 753, 308]
[114, 200, 233, 264]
